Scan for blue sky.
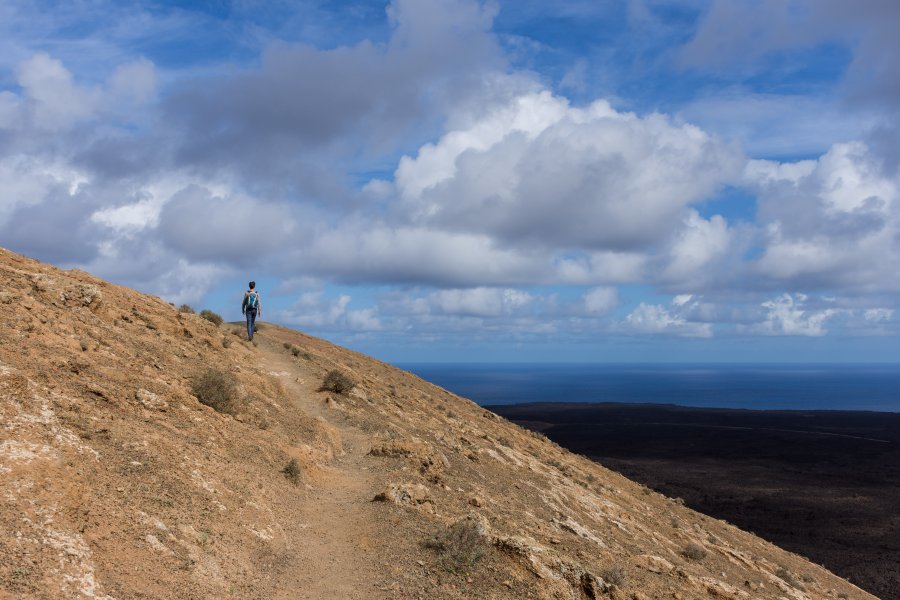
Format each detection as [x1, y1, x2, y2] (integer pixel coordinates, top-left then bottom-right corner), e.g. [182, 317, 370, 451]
[1, 0, 899, 363]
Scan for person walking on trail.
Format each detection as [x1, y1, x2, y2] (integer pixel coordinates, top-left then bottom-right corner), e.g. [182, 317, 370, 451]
[241, 281, 261, 341]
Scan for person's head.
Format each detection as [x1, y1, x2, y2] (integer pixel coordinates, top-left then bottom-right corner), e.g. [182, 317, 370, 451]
[249, 281, 256, 290]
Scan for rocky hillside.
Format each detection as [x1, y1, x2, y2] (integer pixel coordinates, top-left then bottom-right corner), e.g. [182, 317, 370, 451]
[0, 247, 877, 600]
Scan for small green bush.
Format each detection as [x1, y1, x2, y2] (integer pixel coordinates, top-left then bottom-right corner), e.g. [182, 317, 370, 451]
[199, 309, 223, 327]
[321, 370, 356, 395]
[178, 304, 195, 314]
[426, 518, 488, 573]
[282, 458, 301, 484]
[192, 369, 239, 414]
[682, 543, 708, 561]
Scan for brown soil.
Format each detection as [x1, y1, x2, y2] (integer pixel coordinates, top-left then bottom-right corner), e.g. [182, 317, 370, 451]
[0, 246, 879, 599]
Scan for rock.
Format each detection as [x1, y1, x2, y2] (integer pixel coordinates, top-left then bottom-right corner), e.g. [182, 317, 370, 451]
[61, 283, 103, 310]
[136, 388, 168, 411]
[372, 483, 431, 507]
[145, 534, 173, 556]
[633, 554, 675, 574]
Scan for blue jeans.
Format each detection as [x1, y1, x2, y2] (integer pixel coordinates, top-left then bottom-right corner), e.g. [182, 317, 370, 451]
[245, 309, 257, 340]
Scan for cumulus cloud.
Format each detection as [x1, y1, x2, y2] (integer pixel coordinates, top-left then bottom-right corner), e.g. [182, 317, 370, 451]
[158, 185, 297, 265]
[166, 0, 505, 179]
[743, 293, 840, 337]
[746, 141, 899, 292]
[14, 53, 99, 131]
[1, 0, 898, 347]
[395, 91, 744, 251]
[621, 300, 713, 338]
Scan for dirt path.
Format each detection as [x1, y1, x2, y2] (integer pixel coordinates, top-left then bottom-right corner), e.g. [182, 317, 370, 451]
[256, 337, 387, 600]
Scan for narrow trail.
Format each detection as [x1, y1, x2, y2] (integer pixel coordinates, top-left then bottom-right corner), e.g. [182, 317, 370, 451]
[255, 336, 388, 600]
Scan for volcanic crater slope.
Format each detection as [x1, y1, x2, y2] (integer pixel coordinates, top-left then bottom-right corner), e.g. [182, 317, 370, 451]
[0, 246, 877, 600]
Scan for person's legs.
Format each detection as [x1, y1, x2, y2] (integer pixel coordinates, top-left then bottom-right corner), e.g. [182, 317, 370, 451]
[246, 309, 256, 340]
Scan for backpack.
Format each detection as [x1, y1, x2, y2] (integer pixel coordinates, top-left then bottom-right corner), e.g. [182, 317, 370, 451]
[246, 291, 258, 310]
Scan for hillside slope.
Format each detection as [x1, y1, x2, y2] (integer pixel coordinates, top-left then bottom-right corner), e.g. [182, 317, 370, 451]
[0, 247, 877, 600]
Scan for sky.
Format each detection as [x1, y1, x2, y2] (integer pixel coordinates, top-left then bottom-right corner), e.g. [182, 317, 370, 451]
[1, 0, 899, 363]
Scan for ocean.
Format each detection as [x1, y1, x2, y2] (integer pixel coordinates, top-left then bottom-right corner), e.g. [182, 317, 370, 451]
[399, 363, 900, 412]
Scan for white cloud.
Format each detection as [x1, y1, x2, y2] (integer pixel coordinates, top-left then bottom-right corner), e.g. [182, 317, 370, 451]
[428, 287, 534, 317]
[395, 91, 744, 251]
[747, 141, 899, 292]
[621, 301, 713, 338]
[660, 211, 731, 287]
[583, 286, 618, 315]
[745, 293, 840, 337]
[14, 53, 99, 130]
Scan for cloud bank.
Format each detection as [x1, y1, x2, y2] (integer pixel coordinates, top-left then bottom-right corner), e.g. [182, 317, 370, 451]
[0, 0, 898, 351]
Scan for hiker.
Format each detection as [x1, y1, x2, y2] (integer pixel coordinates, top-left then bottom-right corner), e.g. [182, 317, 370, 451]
[241, 281, 261, 341]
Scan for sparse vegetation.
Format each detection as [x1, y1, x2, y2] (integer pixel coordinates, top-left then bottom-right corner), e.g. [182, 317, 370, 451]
[282, 458, 301, 484]
[283, 342, 291, 349]
[776, 567, 805, 590]
[682, 543, 708, 561]
[199, 309, 223, 327]
[599, 565, 627, 587]
[426, 518, 488, 573]
[222, 336, 232, 348]
[178, 304, 195, 314]
[291, 346, 301, 357]
[321, 369, 356, 394]
[191, 369, 239, 414]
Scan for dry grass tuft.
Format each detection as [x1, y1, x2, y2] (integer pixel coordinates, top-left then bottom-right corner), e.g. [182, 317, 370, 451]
[426, 518, 488, 573]
[199, 309, 223, 326]
[282, 458, 301, 484]
[599, 565, 627, 587]
[682, 543, 708, 561]
[321, 369, 356, 395]
[192, 369, 240, 414]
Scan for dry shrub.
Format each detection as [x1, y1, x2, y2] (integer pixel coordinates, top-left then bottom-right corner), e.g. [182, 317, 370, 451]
[426, 518, 488, 573]
[682, 543, 708, 561]
[178, 304, 195, 314]
[599, 565, 627, 587]
[321, 369, 356, 394]
[282, 459, 301, 484]
[776, 567, 805, 590]
[192, 369, 239, 414]
[291, 346, 301, 357]
[199, 309, 223, 327]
